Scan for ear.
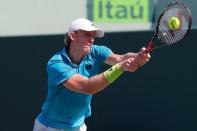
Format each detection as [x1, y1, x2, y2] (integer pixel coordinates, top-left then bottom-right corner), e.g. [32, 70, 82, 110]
[69, 32, 76, 41]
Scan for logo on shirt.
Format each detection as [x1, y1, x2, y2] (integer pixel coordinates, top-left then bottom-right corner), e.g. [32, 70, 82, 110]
[85, 64, 93, 70]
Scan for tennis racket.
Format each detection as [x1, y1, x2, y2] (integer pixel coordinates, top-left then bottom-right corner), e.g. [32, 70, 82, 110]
[146, 1, 192, 53]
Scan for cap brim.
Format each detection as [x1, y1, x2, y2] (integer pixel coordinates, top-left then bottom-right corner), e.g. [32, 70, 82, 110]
[81, 26, 104, 37]
[95, 29, 104, 37]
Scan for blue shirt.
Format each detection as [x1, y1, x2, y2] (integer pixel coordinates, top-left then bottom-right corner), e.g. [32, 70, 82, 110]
[37, 45, 112, 130]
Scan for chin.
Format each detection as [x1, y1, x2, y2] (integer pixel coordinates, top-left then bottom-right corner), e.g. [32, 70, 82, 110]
[83, 47, 91, 55]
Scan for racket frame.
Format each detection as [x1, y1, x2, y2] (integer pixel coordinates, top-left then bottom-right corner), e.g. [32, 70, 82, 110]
[146, 1, 192, 53]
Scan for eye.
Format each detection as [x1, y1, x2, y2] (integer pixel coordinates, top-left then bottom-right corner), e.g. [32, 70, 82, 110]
[85, 33, 95, 38]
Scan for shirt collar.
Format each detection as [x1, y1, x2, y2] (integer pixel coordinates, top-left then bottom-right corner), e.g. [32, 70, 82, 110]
[61, 46, 72, 63]
[61, 45, 93, 64]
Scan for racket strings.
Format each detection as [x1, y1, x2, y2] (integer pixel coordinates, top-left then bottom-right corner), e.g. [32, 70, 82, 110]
[160, 9, 187, 44]
[157, 3, 190, 45]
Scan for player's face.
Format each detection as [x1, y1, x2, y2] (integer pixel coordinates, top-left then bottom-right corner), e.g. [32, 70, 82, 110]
[73, 30, 96, 55]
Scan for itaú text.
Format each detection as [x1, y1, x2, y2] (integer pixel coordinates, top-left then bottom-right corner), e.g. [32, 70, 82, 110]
[97, 1, 144, 19]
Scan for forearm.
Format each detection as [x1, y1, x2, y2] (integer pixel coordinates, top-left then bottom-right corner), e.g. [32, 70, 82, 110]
[84, 63, 123, 94]
[84, 73, 110, 94]
[105, 53, 123, 65]
[105, 52, 137, 65]
[64, 73, 110, 95]
[64, 64, 123, 94]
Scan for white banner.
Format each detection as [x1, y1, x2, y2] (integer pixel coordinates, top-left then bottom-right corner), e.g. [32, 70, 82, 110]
[0, 0, 152, 37]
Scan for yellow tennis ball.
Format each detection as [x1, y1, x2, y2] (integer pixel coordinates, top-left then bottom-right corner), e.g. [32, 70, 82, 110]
[168, 17, 181, 30]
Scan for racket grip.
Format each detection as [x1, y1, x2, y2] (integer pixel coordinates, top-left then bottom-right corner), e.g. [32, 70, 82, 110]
[146, 41, 154, 53]
[146, 47, 152, 53]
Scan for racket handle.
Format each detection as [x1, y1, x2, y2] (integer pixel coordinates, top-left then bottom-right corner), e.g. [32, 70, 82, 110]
[146, 40, 154, 53]
[146, 47, 152, 53]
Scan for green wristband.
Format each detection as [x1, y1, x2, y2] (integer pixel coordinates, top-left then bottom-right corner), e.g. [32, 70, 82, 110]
[103, 64, 123, 83]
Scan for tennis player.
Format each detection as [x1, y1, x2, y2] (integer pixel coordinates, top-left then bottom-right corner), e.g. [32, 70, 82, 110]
[33, 18, 151, 131]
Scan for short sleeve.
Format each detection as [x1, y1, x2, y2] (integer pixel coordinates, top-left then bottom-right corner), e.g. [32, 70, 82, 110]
[47, 60, 76, 85]
[92, 45, 112, 63]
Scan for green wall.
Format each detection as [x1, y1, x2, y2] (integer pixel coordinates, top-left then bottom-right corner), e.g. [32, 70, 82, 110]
[0, 30, 196, 131]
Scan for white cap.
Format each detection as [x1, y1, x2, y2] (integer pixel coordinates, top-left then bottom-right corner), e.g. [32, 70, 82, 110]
[67, 18, 104, 37]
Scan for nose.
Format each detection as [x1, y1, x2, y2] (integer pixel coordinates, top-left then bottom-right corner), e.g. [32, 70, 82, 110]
[89, 36, 94, 43]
